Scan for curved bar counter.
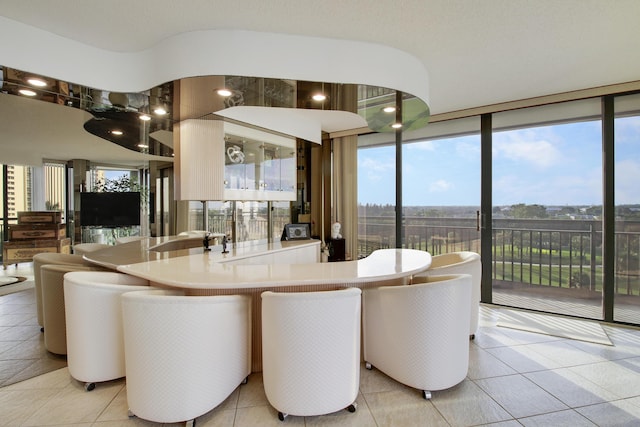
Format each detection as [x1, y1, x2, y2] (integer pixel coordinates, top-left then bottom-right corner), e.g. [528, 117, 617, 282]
[84, 237, 432, 371]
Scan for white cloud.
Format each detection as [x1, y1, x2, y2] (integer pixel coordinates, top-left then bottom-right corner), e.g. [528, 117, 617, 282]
[429, 179, 454, 193]
[493, 130, 561, 169]
[615, 158, 640, 204]
[406, 140, 436, 151]
[455, 140, 480, 160]
[358, 156, 395, 183]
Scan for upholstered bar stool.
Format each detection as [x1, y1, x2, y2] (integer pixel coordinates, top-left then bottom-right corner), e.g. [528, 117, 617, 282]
[363, 274, 471, 399]
[122, 290, 252, 426]
[64, 271, 152, 391]
[32, 252, 91, 331]
[261, 287, 361, 421]
[418, 251, 481, 338]
[40, 263, 106, 355]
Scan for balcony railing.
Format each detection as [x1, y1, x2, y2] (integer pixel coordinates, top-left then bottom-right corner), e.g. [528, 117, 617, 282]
[358, 216, 640, 298]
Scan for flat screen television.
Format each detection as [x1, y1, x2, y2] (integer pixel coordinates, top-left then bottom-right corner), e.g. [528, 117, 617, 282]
[80, 192, 141, 227]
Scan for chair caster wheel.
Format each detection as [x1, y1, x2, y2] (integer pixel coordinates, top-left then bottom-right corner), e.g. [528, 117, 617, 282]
[347, 403, 357, 413]
[40, 327, 44, 333]
[470, 333, 475, 340]
[241, 376, 248, 384]
[84, 382, 95, 391]
[278, 412, 288, 421]
[422, 390, 432, 400]
[127, 409, 135, 418]
[365, 362, 372, 370]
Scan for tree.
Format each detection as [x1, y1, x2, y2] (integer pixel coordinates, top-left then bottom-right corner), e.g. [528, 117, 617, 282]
[510, 203, 548, 219]
[93, 174, 139, 193]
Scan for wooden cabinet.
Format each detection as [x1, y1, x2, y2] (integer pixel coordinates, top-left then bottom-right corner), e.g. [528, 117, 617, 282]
[7, 224, 66, 240]
[2, 211, 70, 269]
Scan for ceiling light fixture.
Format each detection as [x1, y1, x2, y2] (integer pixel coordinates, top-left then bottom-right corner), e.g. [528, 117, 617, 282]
[18, 89, 37, 96]
[139, 114, 151, 121]
[137, 143, 149, 148]
[391, 123, 402, 129]
[154, 106, 167, 115]
[27, 78, 47, 87]
[383, 106, 396, 113]
[217, 88, 232, 97]
[312, 93, 326, 101]
[110, 130, 123, 135]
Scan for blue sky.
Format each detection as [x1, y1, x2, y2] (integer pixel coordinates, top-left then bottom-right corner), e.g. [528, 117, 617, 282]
[358, 117, 640, 207]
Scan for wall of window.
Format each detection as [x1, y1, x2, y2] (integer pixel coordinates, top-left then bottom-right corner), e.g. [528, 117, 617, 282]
[187, 200, 291, 244]
[614, 92, 640, 323]
[491, 99, 604, 319]
[357, 92, 640, 326]
[357, 139, 397, 258]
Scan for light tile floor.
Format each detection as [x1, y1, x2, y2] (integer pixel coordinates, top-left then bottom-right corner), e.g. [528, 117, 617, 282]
[2, 264, 640, 426]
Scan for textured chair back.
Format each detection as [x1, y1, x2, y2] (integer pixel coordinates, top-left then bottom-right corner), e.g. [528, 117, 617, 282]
[261, 287, 361, 418]
[40, 263, 105, 354]
[420, 251, 481, 336]
[33, 252, 88, 328]
[363, 274, 471, 395]
[122, 290, 251, 424]
[64, 271, 151, 387]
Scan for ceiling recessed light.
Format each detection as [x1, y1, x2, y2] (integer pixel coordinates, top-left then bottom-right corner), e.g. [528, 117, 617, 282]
[154, 107, 167, 115]
[312, 93, 326, 101]
[139, 114, 151, 121]
[137, 143, 149, 148]
[19, 89, 37, 96]
[391, 123, 402, 129]
[27, 78, 47, 87]
[383, 106, 396, 113]
[111, 130, 123, 135]
[217, 88, 232, 97]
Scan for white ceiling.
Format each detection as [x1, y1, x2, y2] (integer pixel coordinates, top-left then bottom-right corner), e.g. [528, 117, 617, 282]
[1, 0, 639, 165]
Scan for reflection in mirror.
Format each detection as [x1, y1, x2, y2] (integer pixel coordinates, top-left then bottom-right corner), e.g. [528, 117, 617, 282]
[1, 66, 431, 160]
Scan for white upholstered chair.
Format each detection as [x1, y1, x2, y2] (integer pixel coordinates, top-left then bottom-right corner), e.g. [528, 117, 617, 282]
[63, 271, 152, 391]
[261, 288, 361, 421]
[363, 274, 472, 399]
[40, 263, 106, 355]
[122, 290, 251, 426]
[32, 252, 89, 331]
[419, 251, 481, 338]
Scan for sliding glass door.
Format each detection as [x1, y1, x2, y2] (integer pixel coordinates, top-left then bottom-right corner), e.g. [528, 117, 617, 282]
[614, 93, 640, 324]
[491, 99, 604, 319]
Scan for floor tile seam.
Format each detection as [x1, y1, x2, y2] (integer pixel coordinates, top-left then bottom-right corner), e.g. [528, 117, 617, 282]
[564, 364, 638, 401]
[521, 370, 624, 409]
[356, 390, 382, 427]
[467, 377, 519, 423]
[570, 396, 640, 418]
[92, 383, 126, 425]
[515, 407, 597, 425]
[474, 372, 571, 412]
[3, 360, 44, 386]
[481, 347, 560, 374]
[519, 344, 613, 369]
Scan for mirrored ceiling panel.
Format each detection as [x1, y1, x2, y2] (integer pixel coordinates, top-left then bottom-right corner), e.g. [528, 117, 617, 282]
[1, 66, 431, 158]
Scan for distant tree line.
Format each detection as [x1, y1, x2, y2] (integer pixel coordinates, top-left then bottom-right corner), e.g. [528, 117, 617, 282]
[359, 203, 640, 220]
